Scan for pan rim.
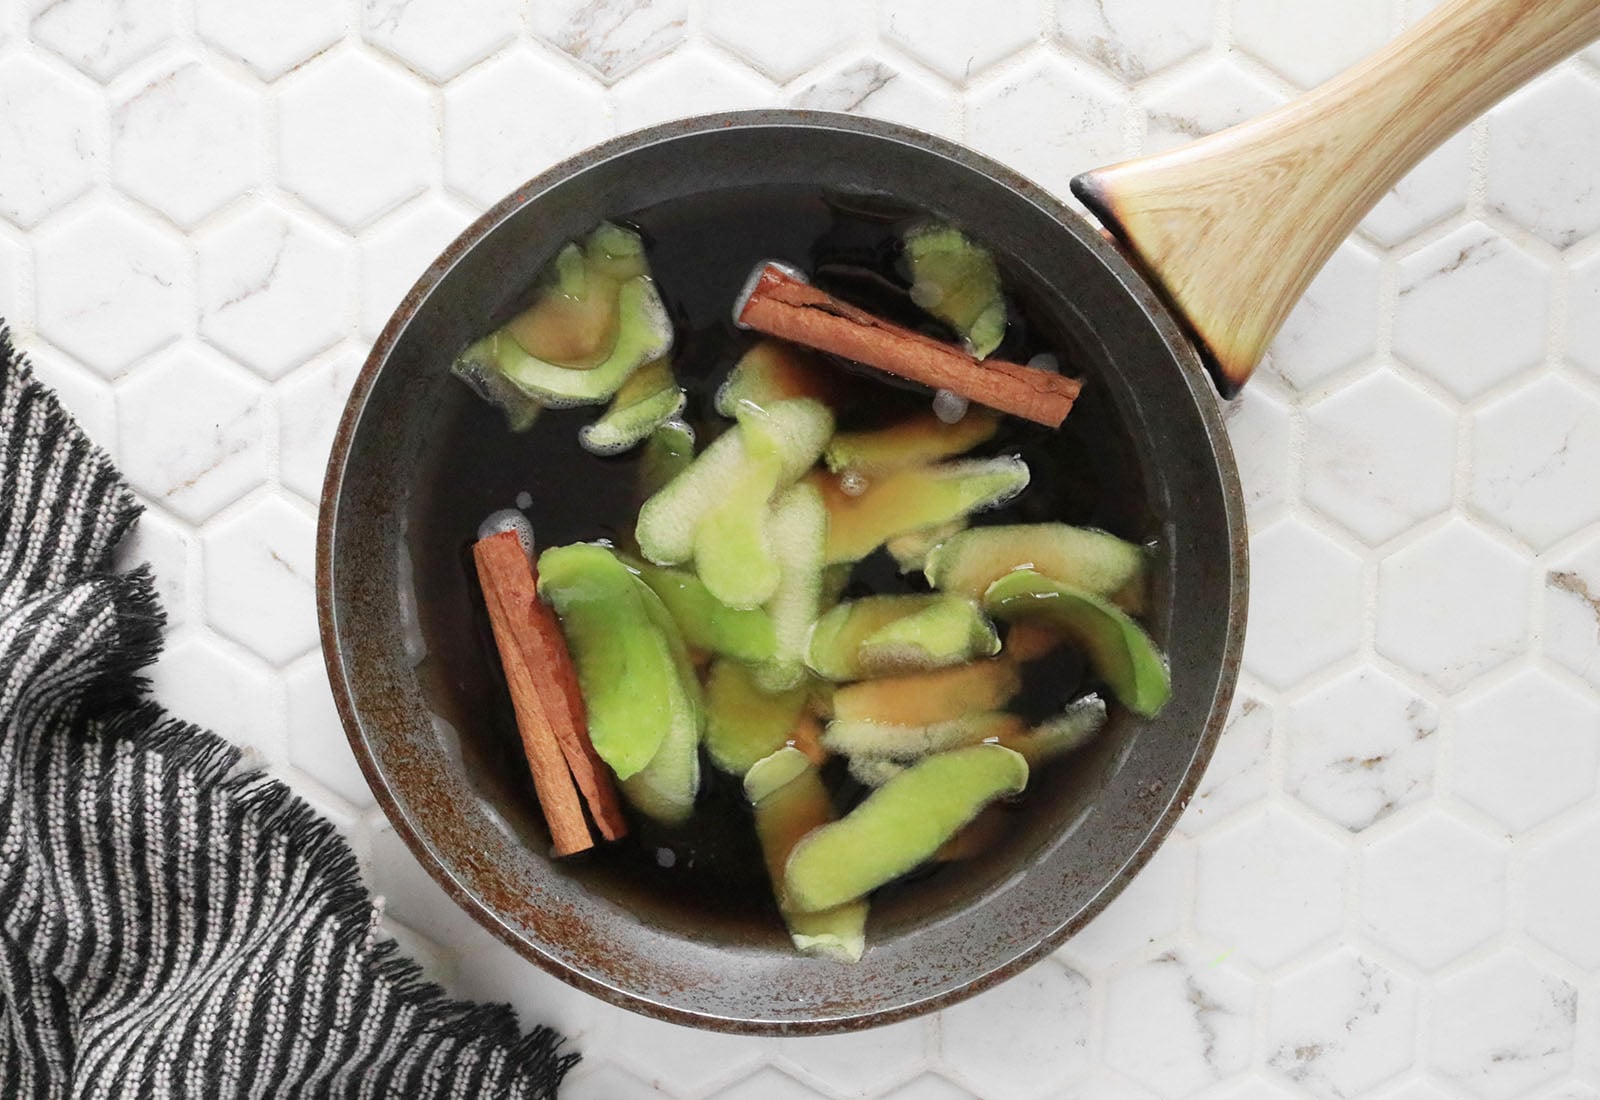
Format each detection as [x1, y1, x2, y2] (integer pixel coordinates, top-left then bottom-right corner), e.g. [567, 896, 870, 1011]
[316, 108, 1249, 1034]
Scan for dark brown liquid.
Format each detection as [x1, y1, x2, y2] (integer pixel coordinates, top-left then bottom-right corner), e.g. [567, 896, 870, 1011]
[406, 184, 1153, 936]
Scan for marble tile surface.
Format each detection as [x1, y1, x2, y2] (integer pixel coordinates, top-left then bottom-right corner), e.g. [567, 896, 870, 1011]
[4, 2, 1600, 1097]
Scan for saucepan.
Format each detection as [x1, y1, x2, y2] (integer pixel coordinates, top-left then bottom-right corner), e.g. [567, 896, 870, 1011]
[318, 0, 1600, 1032]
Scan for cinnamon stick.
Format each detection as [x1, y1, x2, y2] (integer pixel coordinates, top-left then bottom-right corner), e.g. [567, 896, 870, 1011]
[736, 262, 1082, 428]
[519, 573, 629, 842]
[474, 531, 626, 853]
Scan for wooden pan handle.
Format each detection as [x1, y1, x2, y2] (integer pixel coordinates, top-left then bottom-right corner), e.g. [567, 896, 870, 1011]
[1072, 0, 1600, 395]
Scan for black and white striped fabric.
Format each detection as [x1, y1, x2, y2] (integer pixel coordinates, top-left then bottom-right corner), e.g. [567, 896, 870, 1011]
[0, 332, 578, 1098]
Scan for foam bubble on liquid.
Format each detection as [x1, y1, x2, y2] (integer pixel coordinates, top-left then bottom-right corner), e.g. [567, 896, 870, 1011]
[1026, 352, 1060, 375]
[932, 389, 969, 423]
[839, 471, 870, 497]
[477, 508, 535, 560]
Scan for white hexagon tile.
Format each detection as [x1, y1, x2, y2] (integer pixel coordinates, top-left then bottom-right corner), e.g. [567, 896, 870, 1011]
[2, 2, 1600, 1097]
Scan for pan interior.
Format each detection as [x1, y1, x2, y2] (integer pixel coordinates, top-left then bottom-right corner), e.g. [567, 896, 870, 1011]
[324, 114, 1243, 1031]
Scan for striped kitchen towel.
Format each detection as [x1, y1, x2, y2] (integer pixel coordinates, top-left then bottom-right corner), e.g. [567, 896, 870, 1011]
[0, 330, 578, 1098]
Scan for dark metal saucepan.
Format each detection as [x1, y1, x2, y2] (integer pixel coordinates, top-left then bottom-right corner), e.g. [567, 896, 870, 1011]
[317, 0, 1600, 1033]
